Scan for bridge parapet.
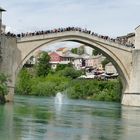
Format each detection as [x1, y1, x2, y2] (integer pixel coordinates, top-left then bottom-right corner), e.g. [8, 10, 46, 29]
[17, 31, 133, 52]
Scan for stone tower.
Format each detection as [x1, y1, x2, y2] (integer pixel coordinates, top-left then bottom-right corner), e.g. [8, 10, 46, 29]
[0, 6, 6, 34]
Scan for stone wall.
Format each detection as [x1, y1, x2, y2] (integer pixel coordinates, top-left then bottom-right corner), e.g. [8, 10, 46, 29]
[135, 25, 140, 49]
[0, 35, 21, 101]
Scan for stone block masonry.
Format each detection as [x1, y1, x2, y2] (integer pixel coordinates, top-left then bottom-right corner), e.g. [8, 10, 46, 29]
[0, 35, 21, 101]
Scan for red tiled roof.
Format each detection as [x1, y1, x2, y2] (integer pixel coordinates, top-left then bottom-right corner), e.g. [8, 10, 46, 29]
[56, 47, 66, 51]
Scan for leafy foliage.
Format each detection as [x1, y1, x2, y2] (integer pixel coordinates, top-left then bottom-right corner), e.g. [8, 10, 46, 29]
[61, 67, 83, 79]
[0, 73, 8, 95]
[36, 52, 51, 76]
[71, 46, 84, 55]
[71, 48, 78, 54]
[66, 79, 121, 102]
[55, 63, 73, 71]
[92, 49, 101, 56]
[0, 73, 8, 104]
[78, 46, 85, 55]
[16, 67, 121, 102]
[15, 68, 32, 95]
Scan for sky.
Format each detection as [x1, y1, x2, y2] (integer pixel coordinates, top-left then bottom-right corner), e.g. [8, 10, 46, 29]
[1, 0, 140, 37]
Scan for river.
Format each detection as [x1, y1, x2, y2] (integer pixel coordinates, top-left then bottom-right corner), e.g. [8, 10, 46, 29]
[0, 95, 140, 140]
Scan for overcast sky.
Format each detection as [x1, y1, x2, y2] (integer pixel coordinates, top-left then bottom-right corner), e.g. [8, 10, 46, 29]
[1, 0, 140, 37]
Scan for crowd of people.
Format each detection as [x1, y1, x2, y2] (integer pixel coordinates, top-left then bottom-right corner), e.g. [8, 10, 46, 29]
[3, 32, 16, 37]
[2, 27, 135, 48]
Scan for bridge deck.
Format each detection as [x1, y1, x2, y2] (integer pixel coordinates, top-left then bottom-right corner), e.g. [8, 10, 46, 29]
[17, 31, 133, 52]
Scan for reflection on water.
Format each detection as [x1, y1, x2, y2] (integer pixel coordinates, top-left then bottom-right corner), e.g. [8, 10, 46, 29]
[0, 96, 140, 140]
[121, 106, 140, 140]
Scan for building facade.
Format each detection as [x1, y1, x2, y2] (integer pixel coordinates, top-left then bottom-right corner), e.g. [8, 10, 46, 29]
[85, 55, 105, 70]
[105, 62, 117, 74]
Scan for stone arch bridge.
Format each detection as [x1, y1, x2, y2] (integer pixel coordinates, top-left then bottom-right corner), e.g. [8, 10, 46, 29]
[1, 28, 140, 106]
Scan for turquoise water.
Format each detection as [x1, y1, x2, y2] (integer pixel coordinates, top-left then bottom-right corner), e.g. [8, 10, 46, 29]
[0, 95, 140, 140]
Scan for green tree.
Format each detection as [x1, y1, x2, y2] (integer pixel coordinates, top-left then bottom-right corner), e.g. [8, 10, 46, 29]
[71, 48, 78, 54]
[15, 69, 32, 95]
[61, 67, 82, 79]
[92, 49, 101, 56]
[0, 73, 8, 104]
[71, 47, 84, 55]
[36, 52, 51, 76]
[56, 63, 73, 71]
[78, 46, 84, 55]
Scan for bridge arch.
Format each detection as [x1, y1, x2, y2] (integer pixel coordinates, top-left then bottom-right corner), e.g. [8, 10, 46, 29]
[16, 32, 132, 93]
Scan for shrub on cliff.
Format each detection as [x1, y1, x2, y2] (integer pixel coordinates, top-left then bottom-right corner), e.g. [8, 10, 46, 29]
[0, 73, 8, 104]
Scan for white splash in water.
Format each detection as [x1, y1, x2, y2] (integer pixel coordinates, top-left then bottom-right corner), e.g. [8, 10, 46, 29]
[55, 92, 64, 104]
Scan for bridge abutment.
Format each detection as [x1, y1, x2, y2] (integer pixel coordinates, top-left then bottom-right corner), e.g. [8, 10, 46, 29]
[122, 26, 140, 106]
[122, 50, 140, 106]
[0, 35, 21, 101]
[122, 94, 140, 106]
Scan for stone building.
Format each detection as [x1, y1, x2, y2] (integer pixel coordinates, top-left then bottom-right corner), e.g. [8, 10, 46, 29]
[105, 62, 117, 74]
[117, 32, 135, 47]
[85, 55, 105, 70]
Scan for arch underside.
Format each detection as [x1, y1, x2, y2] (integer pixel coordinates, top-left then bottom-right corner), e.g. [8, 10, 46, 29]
[17, 36, 131, 92]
